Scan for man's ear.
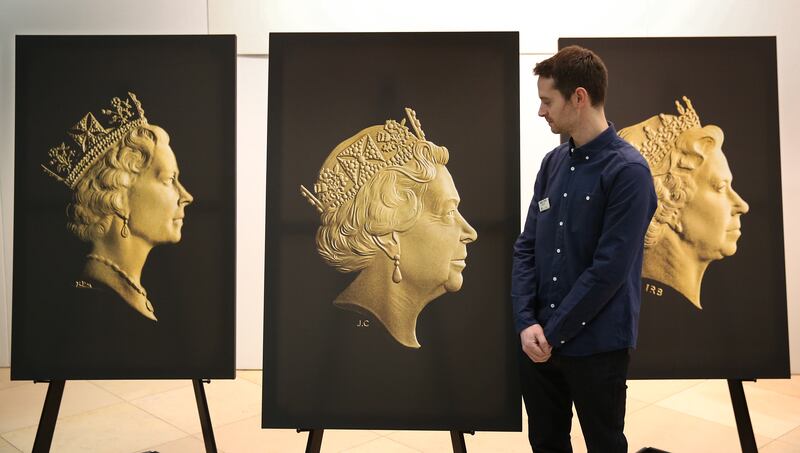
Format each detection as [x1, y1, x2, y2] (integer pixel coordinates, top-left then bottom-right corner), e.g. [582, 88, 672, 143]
[573, 87, 589, 108]
[372, 231, 401, 260]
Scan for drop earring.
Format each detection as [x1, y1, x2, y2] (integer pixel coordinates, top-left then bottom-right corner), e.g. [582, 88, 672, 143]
[121, 216, 130, 238]
[392, 254, 402, 283]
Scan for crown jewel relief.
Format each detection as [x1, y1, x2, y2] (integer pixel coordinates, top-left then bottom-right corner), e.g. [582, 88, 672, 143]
[42, 92, 148, 189]
[301, 108, 427, 214]
[640, 96, 701, 168]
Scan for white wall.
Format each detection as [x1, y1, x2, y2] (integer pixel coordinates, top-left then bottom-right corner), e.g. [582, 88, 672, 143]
[1, 0, 798, 372]
[236, 56, 268, 368]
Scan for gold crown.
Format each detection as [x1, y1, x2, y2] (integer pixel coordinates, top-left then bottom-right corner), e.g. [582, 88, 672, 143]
[640, 96, 701, 167]
[42, 92, 148, 189]
[300, 107, 428, 213]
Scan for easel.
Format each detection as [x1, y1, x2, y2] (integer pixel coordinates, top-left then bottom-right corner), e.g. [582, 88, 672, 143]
[728, 379, 757, 453]
[637, 378, 757, 453]
[298, 429, 475, 453]
[31, 378, 218, 453]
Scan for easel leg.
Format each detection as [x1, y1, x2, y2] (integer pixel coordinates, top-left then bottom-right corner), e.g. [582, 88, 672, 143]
[450, 430, 472, 453]
[193, 379, 218, 453]
[32, 380, 66, 453]
[728, 379, 758, 453]
[304, 429, 324, 453]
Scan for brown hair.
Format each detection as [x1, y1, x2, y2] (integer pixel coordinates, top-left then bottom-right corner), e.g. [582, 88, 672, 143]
[534, 45, 608, 106]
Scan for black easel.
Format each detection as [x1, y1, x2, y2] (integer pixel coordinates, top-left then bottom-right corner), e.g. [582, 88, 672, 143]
[31, 378, 218, 453]
[300, 429, 474, 453]
[728, 379, 757, 453]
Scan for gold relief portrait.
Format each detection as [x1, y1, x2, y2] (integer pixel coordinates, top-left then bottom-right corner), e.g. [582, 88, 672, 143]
[42, 92, 193, 321]
[300, 108, 477, 348]
[619, 97, 749, 309]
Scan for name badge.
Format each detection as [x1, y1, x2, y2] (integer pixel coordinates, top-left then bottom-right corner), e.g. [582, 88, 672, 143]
[538, 197, 550, 212]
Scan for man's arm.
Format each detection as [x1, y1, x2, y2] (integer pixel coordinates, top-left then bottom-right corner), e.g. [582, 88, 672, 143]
[511, 152, 552, 334]
[542, 163, 657, 346]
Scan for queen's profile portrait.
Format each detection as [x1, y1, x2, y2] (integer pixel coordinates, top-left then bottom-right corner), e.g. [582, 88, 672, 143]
[300, 108, 477, 348]
[42, 92, 193, 321]
[619, 97, 749, 309]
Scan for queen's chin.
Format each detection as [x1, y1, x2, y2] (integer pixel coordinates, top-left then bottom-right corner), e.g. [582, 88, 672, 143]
[443, 270, 465, 292]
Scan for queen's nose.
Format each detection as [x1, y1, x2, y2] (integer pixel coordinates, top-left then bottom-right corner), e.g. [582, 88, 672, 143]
[460, 214, 478, 244]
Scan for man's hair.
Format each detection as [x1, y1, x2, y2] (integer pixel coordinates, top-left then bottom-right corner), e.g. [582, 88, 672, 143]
[534, 45, 608, 106]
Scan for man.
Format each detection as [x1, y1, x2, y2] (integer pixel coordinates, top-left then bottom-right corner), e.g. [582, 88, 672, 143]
[511, 45, 657, 452]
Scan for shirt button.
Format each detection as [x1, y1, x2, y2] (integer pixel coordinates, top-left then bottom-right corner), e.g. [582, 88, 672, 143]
[550, 304, 555, 308]
[586, 195, 591, 201]
[552, 276, 558, 282]
[581, 322, 586, 326]
[563, 192, 568, 198]
[560, 340, 566, 344]
[570, 166, 575, 171]
[585, 156, 589, 160]
[556, 248, 561, 253]
[559, 221, 564, 226]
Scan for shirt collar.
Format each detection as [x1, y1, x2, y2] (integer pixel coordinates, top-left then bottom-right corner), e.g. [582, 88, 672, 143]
[568, 122, 617, 159]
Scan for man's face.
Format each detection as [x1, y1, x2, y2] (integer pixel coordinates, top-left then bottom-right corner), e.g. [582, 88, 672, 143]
[537, 77, 577, 135]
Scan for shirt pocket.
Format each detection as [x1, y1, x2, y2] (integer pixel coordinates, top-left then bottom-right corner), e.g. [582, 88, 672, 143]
[567, 191, 606, 239]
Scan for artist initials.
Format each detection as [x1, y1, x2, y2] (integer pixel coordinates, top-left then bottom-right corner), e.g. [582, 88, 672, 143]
[644, 283, 664, 297]
[356, 319, 370, 327]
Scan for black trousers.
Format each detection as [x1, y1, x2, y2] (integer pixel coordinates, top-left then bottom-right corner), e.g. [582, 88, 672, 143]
[520, 348, 631, 453]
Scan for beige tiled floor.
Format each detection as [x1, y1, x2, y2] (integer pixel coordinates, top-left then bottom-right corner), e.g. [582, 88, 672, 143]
[0, 368, 799, 452]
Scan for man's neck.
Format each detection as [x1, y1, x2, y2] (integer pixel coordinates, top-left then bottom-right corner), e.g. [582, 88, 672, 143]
[570, 108, 609, 148]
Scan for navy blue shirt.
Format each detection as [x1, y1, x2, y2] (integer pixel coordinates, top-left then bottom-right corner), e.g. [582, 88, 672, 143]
[511, 124, 657, 356]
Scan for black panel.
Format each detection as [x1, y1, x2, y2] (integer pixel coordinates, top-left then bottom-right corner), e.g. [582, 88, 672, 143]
[12, 35, 237, 380]
[559, 37, 788, 379]
[264, 32, 521, 430]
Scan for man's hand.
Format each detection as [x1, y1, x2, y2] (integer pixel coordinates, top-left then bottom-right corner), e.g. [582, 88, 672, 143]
[521, 324, 552, 363]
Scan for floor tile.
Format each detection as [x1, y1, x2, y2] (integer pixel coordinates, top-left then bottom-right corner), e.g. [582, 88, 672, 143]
[760, 439, 800, 453]
[626, 397, 650, 415]
[464, 430, 532, 453]
[91, 379, 192, 401]
[214, 416, 305, 453]
[0, 437, 20, 453]
[1, 402, 186, 453]
[137, 435, 210, 453]
[657, 379, 800, 439]
[0, 381, 120, 433]
[746, 376, 800, 399]
[625, 404, 773, 452]
[319, 430, 382, 452]
[626, 378, 705, 404]
[131, 378, 260, 434]
[0, 369, 28, 392]
[341, 437, 422, 452]
[236, 370, 262, 386]
[386, 431, 453, 453]
[779, 425, 800, 447]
